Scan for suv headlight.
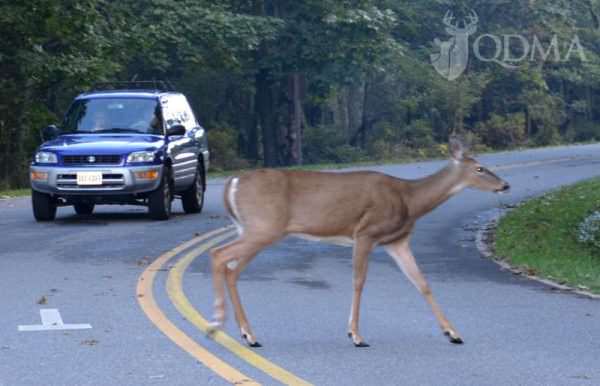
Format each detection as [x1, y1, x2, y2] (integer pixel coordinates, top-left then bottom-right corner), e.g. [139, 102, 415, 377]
[127, 151, 156, 163]
[35, 151, 58, 164]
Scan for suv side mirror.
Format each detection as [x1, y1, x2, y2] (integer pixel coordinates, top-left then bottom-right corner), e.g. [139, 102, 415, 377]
[41, 125, 60, 142]
[166, 124, 186, 137]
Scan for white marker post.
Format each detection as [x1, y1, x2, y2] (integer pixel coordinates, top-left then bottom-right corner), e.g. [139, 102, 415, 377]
[18, 309, 92, 332]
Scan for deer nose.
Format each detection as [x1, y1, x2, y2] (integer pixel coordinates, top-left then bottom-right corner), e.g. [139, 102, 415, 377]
[501, 183, 511, 192]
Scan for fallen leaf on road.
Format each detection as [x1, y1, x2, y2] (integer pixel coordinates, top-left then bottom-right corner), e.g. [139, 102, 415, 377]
[137, 257, 151, 266]
[570, 375, 591, 380]
[37, 296, 48, 305]
[81, 339, 98, 346]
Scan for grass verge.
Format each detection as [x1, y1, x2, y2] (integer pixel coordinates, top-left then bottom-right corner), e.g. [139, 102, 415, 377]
[0, 188, 30, 199]
[495, 178, 600, 294]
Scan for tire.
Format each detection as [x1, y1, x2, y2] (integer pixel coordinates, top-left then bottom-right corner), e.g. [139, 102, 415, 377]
[32, 190, 57, 222]
[181, 165, 205, 214]
[74, 203, 94, 215]
[148, 171, 172, 220]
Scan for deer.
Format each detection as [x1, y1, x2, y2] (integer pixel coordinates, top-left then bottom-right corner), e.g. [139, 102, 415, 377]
[209, 137, 510, 348]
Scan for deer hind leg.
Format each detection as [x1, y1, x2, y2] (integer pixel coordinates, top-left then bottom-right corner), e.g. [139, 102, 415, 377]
[225, 252, 262, 347]
[384, 239, 463, 344]
[348, 237, 374, 347]
[209, 234, 277, 345]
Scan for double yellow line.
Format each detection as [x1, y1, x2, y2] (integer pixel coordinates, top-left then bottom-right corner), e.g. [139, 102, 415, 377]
[137, 226, 312, 385]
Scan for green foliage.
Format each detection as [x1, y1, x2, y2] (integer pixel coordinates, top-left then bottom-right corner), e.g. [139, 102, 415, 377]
[400, 120, 436, 148]
[2, 0, 600, 185]
[565, 121, 600, 142]
[304, 125, 367, 164]
[477, 113, 526, 148]
[208, 126, 251, 171]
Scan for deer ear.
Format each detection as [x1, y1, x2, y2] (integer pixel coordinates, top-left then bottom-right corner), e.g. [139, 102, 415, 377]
[449, 136, 467, 160]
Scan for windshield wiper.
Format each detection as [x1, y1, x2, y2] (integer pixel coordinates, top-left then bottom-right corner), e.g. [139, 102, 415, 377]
[94, 128, 142, 133]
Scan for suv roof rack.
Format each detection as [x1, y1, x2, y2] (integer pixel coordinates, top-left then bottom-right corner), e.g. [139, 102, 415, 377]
[89, 80, 177, 93]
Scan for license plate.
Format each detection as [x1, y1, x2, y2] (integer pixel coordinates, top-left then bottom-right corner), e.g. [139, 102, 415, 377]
[76, 172, 103, 186]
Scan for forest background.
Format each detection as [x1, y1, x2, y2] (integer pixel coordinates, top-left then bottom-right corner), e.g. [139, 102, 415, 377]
[2, 0, 599, 188]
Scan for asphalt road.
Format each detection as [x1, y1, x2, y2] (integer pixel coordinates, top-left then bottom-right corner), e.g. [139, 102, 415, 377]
[1, 144, 600, 386]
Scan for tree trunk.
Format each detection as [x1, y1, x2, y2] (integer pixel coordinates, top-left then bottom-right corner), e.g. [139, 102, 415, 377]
[349, 79, 372, 149]
[335, 89, 350, 138]
[358, 79, 371, 148]
[256, 68, 279, 167]
[246, 92, 259, 162]
[285, 72, 305, 165]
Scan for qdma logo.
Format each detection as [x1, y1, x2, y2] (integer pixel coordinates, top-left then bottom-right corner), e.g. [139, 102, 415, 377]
[430, 9, 587, 81]
[430, 11, 478, 81]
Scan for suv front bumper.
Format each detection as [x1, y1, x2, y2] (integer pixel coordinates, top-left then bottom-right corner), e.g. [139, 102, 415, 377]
[30, 165, 163, 196]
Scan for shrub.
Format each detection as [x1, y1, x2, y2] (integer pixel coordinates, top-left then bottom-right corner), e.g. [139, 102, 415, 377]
[565, 121, 600, 143]
[477, 113, 526, 148]
[577, 211, 600, 250]
[402, 120, 435, 149]
[303, 125, 366, 164]
[207, 126, 250, 171]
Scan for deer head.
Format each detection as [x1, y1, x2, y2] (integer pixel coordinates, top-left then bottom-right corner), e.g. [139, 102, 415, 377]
[449, 136, 510, 193]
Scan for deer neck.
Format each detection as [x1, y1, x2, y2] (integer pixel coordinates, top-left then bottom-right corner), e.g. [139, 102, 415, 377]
[406, 162, 467, 219]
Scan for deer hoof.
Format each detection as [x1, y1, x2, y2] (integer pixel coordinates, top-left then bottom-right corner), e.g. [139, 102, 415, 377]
[444, 331, 464, 344]
[206, 321, 223, 338]
[242, 333, 262, 348]
[348, 332, 369, 347]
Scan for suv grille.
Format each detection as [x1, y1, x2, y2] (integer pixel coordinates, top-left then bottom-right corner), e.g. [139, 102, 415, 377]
[56, 173, 126, 190]
[62, 155, 122, 165]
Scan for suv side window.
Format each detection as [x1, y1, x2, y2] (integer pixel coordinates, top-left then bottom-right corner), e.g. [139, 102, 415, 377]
[162, 95, 197, 132]
[182, 97, 198, 129]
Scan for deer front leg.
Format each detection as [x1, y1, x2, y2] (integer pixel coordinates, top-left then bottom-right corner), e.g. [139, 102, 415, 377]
[348, 237, 374, 347]
[210, 234, 276, 346]
[209, 243, 232, 329]
[384, 239, 463, 344]
[210, 237, 256, 327]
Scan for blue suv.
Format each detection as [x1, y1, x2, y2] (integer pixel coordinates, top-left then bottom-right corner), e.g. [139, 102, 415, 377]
[30, 82, 209, 221]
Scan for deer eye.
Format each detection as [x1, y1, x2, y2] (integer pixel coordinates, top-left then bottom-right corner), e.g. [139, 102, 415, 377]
[476, 167, 484, 173]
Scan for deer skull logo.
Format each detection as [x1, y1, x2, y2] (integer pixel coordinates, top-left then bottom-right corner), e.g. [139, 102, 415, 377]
[430, 10, 478, 81]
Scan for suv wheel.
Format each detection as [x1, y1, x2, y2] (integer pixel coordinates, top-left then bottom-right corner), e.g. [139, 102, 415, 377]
[148, 171, 172, 220]
[32, 190, 57, 221]
[181, 165, 205, 214]
[74, 203, 94, 215]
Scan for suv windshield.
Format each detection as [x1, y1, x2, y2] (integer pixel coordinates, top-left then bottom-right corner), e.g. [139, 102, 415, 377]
[62, 98, 163, 135]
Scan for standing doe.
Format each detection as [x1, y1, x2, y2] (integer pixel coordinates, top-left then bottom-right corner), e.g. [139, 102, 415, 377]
[210, 137, 510, 347]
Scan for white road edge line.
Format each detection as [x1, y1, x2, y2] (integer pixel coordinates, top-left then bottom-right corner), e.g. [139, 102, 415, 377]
[18, 309, 92, 332]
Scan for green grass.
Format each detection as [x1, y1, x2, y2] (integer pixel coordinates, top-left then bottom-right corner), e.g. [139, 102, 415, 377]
[0, 188, 30, 198]
[495, 178, 600, 294]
